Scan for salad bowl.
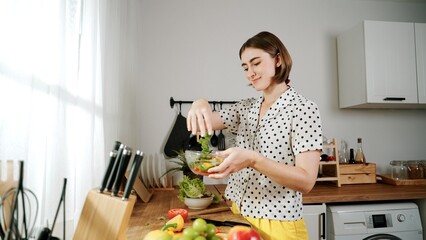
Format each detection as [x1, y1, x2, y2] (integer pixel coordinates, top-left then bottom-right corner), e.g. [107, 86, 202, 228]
[184, 196, 214, 209]
[185, 150, 224, 176]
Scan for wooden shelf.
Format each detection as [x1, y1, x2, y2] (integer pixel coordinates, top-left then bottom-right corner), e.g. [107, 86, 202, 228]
[0, 160, 17, 230]
[316, 177, 339, 181]
[320, 161, 339, 165]
[317, 138, 341, 187]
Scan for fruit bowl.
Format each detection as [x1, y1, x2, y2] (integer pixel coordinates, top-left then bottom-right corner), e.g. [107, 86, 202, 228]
[184, 196, 213, 209]
[185, 150, 224, 176]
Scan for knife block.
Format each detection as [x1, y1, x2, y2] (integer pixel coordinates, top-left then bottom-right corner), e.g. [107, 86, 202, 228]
[73, 189, 136, 240]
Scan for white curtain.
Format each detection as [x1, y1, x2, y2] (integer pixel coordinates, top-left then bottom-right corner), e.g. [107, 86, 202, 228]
[0, 0, 131, 237]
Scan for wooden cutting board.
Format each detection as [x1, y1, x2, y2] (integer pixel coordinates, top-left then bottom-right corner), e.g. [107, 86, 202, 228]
[126, 186, 248, 239]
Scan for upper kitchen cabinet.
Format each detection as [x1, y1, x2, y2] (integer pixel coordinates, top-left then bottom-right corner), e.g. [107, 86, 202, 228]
[337, 20, 426, 109]
[416, 23, 426, 104]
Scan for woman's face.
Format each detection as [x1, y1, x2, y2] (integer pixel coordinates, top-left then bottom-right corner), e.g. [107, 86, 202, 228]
[241, 47, 279, 91]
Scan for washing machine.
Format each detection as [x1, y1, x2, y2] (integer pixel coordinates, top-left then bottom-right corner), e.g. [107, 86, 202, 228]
[327, 202, 423, 240]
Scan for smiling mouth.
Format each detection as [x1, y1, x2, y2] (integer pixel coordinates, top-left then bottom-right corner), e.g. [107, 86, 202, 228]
[251, 78, 260, 84]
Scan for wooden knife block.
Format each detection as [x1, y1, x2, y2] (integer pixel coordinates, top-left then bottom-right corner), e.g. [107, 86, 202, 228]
[73, 189, 136, 240]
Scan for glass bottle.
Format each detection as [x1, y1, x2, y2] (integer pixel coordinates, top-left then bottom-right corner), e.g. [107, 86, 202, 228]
[349, 148, 356, 164]
[355, 138, 366, 163]
[339, 140, 348, 164]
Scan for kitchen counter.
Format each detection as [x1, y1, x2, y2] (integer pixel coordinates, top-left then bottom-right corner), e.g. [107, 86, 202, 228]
[126, 182, 426, 239]
[209, 182, 426, 204]
[304, 182, 426, 204]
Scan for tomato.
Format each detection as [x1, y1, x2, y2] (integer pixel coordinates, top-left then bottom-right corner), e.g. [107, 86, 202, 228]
[167, 208, 188, 221]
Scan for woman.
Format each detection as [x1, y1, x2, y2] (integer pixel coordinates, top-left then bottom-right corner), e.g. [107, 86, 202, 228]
[187, 31, 322, 240]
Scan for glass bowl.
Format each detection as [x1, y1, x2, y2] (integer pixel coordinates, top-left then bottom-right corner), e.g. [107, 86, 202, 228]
[185, 150, 224, 176]
[184, 196, 213, 209]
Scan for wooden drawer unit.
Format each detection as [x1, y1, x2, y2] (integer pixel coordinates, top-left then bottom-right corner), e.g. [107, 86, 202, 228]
[324, 163, 376, 185]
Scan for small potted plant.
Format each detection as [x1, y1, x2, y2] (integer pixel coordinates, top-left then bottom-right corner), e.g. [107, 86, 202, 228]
[162, 134, 216, 180]
[161, 150, 201, 180]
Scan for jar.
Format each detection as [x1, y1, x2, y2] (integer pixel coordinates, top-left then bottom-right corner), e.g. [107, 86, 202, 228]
[421, 160, 426, 179]
[390, 160, 408, 180]
[407, 160, 424, 179]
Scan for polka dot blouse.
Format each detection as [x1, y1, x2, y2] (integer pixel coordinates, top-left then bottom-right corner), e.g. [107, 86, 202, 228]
[219, 87, 323, 221]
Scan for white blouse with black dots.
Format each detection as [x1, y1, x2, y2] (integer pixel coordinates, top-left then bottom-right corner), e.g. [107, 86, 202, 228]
[219, 87, 323, 221]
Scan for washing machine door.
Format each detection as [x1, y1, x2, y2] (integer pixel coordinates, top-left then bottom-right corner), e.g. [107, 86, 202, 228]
[363, 234, 402, 240]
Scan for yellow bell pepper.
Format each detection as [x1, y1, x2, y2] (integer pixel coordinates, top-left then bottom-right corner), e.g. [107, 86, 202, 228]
[162, 214, 184, 232]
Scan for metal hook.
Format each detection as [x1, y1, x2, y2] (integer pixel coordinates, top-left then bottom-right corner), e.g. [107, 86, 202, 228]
[169, 97, 175, 108]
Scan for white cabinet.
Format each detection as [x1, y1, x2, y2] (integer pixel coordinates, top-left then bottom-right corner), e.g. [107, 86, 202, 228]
[416, 23, 426, 104]
[337, 20, 426, 108]
[304, 203, 326, 240]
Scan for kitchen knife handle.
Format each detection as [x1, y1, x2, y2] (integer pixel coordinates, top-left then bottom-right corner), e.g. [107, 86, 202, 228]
[105, 144, 125, 191]
[113, 141, 122, 151]
[99, 151, 117, 193]
[112, 148, 132, 196]
[122, 150, 144, 200]
[189, 217, 251, 228]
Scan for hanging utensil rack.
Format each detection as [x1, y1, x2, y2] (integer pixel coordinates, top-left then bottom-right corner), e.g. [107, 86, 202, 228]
[169, 97, 237, 108]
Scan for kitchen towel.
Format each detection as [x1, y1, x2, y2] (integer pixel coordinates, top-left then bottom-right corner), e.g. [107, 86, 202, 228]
[164, 113, 191, 157]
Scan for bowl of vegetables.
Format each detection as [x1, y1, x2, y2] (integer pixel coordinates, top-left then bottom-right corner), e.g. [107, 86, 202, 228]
[184, 196, 214, 210]
[185, 134, 224, 176]
[185, 150, 224, 176]
[178, 175, 220, 209]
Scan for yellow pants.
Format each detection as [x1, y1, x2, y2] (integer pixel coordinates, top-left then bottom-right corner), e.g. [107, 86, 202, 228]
[231, 203, 309, 240]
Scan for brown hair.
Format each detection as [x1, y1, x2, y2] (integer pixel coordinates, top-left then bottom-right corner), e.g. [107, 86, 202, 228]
[239, 31, 292, 84]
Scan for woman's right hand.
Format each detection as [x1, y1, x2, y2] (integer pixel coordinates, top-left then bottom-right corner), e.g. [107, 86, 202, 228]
[187, 99, 213, 137]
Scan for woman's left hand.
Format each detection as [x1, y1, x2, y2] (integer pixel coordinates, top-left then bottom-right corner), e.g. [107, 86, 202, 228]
[207, 147, 257, 179]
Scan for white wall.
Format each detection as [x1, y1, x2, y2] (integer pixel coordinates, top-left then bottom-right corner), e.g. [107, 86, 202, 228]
[111, 0, 426, 237]
[120, 0, 426, 174]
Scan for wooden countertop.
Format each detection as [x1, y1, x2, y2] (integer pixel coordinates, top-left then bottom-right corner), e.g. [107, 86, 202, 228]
[304, 182, 426, 204]
[126, 182, 426, 239]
